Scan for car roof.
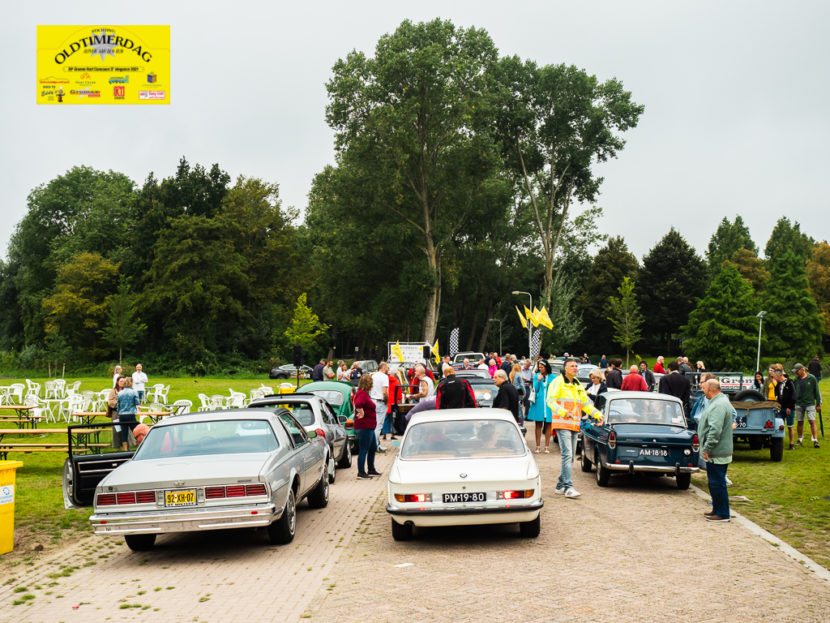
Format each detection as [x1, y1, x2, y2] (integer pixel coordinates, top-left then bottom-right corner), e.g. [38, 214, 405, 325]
[408, 407, 514, 425]
[153, 408, 280, 428]
[605, 391, 682, 404]
[302, 381, 353, 392]
[465, 376, 497, 385]
[249, 394, 323, 405]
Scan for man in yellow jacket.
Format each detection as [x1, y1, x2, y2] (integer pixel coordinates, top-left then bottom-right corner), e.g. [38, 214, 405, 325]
[546, 358, 602, 498]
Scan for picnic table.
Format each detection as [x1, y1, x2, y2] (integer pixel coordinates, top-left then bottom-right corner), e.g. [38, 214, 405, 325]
[0, 427, 103, 459]
[72, 411, 173, 425]
[0, 405, 41, 429]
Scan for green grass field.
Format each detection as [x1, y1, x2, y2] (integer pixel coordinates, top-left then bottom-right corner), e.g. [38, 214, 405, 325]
[1, 374, 827, 571]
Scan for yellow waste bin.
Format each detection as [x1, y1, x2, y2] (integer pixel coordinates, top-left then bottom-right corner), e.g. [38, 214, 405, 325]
[0, 461, 23, 555]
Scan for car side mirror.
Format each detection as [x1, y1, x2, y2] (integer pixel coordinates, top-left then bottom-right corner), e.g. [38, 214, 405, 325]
[338, 415, 347, 424]
[307, 430, 318, 439]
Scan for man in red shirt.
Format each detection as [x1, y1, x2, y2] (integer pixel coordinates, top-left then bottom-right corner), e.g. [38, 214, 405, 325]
[621, 365, 648, 391]
[654, 356, 666, 374]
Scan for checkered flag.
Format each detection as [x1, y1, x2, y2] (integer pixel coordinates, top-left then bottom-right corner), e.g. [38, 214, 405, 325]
[449, 327, 459, 358]
[531, 328, 542, 359]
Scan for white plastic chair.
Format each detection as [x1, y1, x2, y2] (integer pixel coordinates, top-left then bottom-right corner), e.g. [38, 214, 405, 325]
[25, 379, 41, 397]
[259, 385, 274, 396]
[248, 388, 266, 404]
[227, 390, 246, 409]
[8, 383, 25, 404]
[197, 393, 211, 412]
[146, 383, 164, 402]
[66, 380, 82, 395]
[156, 384, 170, 403]
[171, 399, 192, 415]
[44, 380, 59, 399]
[61, 394, 86, 423]
[209, 395, 228, 410]
[23, 394, 46, 424]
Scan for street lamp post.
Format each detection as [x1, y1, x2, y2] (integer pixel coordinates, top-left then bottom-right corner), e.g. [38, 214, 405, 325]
[756, 310, 767, 373]
[487, 318, 502, 354]
[512, 290, 533, 358]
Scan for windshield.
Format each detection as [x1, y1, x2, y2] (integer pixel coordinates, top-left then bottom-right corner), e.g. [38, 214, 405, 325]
[307, 390, 344, 407]
[606, 399, 685, 426]
[471, 384, 497, 405]
[401, 419, 525, 459]
[133, 419, 279, 459]
[255, 403, 316, 427]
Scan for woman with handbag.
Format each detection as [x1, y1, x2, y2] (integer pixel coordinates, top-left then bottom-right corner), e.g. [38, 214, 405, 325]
[353, 374, 381, 479]
[107, 376, 126, 448]
[116, 377, 141, 451]
[526, 360, 554, 453]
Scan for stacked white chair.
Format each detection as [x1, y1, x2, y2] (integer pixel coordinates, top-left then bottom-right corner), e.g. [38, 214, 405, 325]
[23, 393, 46, 425]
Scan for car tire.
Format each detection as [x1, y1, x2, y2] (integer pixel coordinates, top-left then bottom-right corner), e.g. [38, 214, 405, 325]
[676, 472, 691, 490]
[338, 441, 352, 469]
[580, 448, 592, 472]
[519, 514, 541, 538]
[124, 534, 156, 552]
[734, 389, 764, 402]
[595, 450, 610, 487]
[770, 437, 784, 462]
[307, 469, 330, 509]
[748, 436, 763, 450]
[62, 458, 75, 508]
[391, 519, 413, 541]
[327, 451, 336, 484]
[268, 489, 296, 545]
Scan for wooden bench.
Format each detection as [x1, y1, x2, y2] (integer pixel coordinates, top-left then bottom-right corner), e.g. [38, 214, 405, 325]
[0, 443, 68, 459]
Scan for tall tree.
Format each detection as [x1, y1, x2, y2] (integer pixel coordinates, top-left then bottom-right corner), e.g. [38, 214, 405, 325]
[763, 250, 823, 358]
[607, 277, 644, 367]
[637, 228, 707, 352]
[284, 293, 330, 358]
[493, 55, 643, 309]
[805, 242, 830, 344]
[99, 277, 146, 364]
[682, 265, 758, 370]
[764, 217, 815, 265]
[325, 19, 506, 343]
[706, 215, 757, 271]
[723, 248, 771, 293]
[578, 236, 639, 352]
[543, 271, 584, 355]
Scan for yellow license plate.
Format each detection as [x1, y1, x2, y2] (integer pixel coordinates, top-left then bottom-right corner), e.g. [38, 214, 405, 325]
[165, 489, 196, 507]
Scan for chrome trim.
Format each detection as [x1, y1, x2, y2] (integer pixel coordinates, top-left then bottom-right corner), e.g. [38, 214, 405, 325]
[603, 463, 698, 474]
[90, 503, 277, 535]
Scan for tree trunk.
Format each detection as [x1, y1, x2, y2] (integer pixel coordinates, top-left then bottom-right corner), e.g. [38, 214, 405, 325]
[422, 233, 441, 344]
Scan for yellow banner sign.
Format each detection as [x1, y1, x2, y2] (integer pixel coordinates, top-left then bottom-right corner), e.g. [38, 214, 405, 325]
[37, 25, 170, 105]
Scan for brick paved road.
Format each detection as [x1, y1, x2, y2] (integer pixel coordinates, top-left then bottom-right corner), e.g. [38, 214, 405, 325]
[2, 442, 829, 622]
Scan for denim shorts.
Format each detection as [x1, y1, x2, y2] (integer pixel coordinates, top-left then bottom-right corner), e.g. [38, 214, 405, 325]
[781, 409, 794, 427]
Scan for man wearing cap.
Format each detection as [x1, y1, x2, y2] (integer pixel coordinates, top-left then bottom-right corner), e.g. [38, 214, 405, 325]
[793, 363, 822, 448]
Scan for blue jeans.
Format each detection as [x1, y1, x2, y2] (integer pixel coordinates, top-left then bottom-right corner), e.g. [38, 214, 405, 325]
[556, 429, 578, 490]
[706, 462, 730, 518]
[356, 428, 377, 475]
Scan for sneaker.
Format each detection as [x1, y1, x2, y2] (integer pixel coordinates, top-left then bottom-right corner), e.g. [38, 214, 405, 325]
[376, 446, 387, 453]
[367, 470, 383, 476]
[796, 439, 803, 446]
[788, 444, 795, 450]
[705, 515, 730, 522]
[703, 510, 716, 517]
[554, 487, 565, 495]
[357, 472, 371, 479]
[564, 488, 581, 499]
[725, 476, 733, 486]
[814, 440, 820, 448]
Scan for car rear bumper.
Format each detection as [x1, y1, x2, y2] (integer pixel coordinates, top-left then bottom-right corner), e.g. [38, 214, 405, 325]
[90, 502, 278, 536]
[603, 462, 699, 474]
[386, 501, 543, 527]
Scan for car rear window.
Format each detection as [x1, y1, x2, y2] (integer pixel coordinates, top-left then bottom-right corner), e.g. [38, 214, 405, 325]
[401, 419, 525, 459]
[606, 399, 685, 426]
[307, 390, 344, 407]
[133, 419, 279, 459]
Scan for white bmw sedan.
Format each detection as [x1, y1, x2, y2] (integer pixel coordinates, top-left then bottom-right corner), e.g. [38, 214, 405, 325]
[386, 408, 543, 540]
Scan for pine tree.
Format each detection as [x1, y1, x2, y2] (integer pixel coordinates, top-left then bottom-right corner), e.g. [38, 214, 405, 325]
[806, 242, 830, 340]
[724, 248, 770, 294]
[764, 217, 814, 265]
[682, 265, 757, 370]
[706, 215, 757, 271]
[763, 250, 823, 358]
[607, 276, 644, 367]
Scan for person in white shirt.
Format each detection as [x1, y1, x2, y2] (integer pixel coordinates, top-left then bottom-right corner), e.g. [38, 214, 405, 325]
[112, 365, 122, 388]
[370, 362, 390, 452]
[131, 363, 148, 403]
[411, 364, 435, 403]
[477, 358, 489, 371]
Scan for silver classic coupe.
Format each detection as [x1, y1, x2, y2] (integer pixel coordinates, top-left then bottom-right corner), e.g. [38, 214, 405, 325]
[88, 409, 329, 551]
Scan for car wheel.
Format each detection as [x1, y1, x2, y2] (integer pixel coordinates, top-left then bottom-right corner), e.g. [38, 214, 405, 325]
[307, 469, 330, 509]
[519, 514, 541, 538]
[748, 436, 763, 450]
[676, 472, 691, 490]
[124, 534, 156, 552]
[327, 451, 336, 484]
[595, 450, 610, 487]
[770, 437, 784, 462]
[268, 489, 296, 544]
[391, 519, 413, 541]
[580, 447, 592, 472]
[62, 458, 75, 508]
[338, 441, 352, 469]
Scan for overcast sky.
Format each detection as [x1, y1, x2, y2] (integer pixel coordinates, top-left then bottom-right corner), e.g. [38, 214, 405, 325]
[3, 1, 828, 262]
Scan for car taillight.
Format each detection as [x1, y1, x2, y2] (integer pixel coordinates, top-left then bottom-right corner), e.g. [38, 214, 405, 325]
[226, 485, 246, 497]
[205, 486, 225, 499]
[692, 434, 700, 452]
[497, 490, 534, 500]
[315, 428, 326, 440]
[135, 491, 156, 504]
[608, 430, 616, 449]
[764, 420, 773, 429]
[205, 484, 267, 499]
[345, 419, 354, 427]
[394, 493, 432, 503]
[97, 493, 116, 505]
[116, 492, 136, 504]
[246, 484, 267, 496]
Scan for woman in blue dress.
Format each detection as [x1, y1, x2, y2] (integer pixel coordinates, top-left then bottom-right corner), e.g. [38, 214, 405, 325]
[526, 360, 554, 453]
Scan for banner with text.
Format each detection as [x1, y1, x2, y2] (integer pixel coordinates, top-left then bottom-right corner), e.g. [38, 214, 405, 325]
[37, 25, 170, 105]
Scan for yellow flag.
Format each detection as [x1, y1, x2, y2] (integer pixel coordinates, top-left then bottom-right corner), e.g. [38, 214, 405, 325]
[539, 306, 554, 330]
[392, 340, 405, 363]
[515, 306, 527, 329]
[524, 306, 539, 327]
[432, 340, 440, 364]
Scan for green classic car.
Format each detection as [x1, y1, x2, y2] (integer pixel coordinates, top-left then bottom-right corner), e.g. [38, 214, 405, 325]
[300, 381, 357, 451]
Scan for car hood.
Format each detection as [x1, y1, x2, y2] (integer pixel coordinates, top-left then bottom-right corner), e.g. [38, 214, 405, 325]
[99, 453, 271, 489]
[611, 424, 691, 440]
[391, 455, 537, 484]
